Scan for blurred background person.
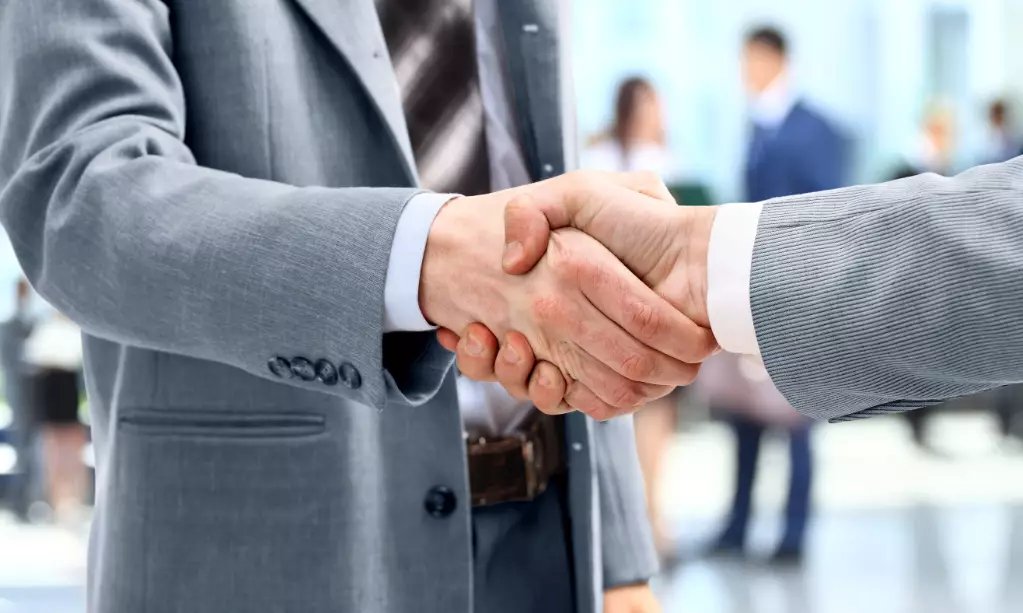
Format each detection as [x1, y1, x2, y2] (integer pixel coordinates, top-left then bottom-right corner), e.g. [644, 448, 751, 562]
[582, 76, 678, 560]
[705, 25, 846, 564]
[23, 309, 83, 526]
[982, 98, 1020, 164]
[582, 76, 670, 174]
[894, 102, 957, 178]
[0, 230, 34, 522]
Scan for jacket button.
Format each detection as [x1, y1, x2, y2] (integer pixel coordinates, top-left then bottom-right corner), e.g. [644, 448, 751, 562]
[290, 357, 316, 381]
[268, 357, 293, 379]
[315, 359, 338, 386]
[424, 486, 457, 518]
[339, 362, 362, 389]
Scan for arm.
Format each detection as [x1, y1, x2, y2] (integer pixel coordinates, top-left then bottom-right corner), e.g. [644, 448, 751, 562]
[0, 0, 445, 407]
[0, 2, 716, 415]
[751, 161, 1023, 420]
[493, 159, 1023, 422]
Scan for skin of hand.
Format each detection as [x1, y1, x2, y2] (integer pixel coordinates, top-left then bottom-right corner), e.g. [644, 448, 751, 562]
[603, 583, 662, 613]
[420, 171, 717, 417]
[436, 171, 719, 418]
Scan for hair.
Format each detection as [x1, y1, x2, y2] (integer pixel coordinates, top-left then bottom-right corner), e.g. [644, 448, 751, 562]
[990, 99, 1009, 127]
[611, 77, 658, 152]
[746, 26, 788, 56]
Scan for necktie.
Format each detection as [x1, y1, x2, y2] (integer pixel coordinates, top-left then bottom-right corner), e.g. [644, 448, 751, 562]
[376, 0, 491, 196]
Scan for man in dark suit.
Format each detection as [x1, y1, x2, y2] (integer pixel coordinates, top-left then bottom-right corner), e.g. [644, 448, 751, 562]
[711, 26, 846, 563]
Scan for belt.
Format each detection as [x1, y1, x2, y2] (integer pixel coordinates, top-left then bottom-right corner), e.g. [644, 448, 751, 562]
[467, 413, 566, 507]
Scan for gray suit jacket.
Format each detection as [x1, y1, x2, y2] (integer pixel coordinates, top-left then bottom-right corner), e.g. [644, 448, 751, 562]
[752, 161, 1023, 422]
[0, 1, 656, 612]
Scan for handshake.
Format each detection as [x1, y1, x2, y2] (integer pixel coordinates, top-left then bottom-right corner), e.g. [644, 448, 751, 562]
[419, 170, 721, 421]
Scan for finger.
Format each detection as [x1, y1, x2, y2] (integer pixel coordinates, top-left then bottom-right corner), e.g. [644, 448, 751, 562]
[564, 380, 644, 422]
[503, 176, 678, 275]
[576, 244, 719, 366]
[527, 361, 570, 413]
[437, 327, 460, 352]
[493, 332, 537, 400]
[557, 337, 674, 410]
[454, 323, 500, 382]
[503, 193, 553, 275]
[549, 254, 708, 385]
[503, 172, 671, 275]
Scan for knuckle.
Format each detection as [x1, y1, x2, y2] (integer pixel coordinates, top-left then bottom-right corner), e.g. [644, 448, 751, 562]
[620, 352, 655, 381]
[624, 299, 662, 341]
[609, 381, 643, 408]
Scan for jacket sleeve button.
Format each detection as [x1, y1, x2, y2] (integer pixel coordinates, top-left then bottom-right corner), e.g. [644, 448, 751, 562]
[290, 357, 316, 381]
[268, 357, 293, 379]
[339, 362, 362, 389]
[315, 359, 339, 386]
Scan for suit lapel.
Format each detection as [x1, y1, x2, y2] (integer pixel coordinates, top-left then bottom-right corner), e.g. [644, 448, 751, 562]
[290, 0, 417, 181]
[497, 0, 565, 181]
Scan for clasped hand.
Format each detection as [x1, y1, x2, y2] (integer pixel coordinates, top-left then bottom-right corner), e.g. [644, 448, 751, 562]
[420, 170, 719, 420]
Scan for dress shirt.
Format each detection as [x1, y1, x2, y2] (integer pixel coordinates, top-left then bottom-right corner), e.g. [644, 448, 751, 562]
[706, 202, 763, 356]
[749, 72, 796, 130]
[704, 75, 798, 357]
[382, 0, 534, 436]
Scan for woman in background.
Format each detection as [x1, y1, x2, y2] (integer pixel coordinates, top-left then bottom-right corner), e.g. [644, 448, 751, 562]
[583, 76, 677, 560]
[582, 77, 671, 175]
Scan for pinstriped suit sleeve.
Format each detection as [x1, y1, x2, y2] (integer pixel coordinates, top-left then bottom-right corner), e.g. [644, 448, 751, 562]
[750, 159, 1023, 422]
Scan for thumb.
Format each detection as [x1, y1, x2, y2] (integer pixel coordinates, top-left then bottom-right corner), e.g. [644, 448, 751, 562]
[502, 193, 556, 275]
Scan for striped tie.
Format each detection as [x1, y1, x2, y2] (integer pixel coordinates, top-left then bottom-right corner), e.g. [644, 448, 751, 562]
[377, 0, 491, 196]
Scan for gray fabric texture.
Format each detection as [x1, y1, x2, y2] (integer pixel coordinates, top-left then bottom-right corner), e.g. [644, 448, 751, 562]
[752, 160, 1023, 422]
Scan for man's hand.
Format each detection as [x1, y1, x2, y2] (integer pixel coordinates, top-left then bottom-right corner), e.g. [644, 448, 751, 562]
[438, 170, 719, 417]
[501, 170, 717, 328]
[420, 172, 717, 417]
[604, 583, 662, 613]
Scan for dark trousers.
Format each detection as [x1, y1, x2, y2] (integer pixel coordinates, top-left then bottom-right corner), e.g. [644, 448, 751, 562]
[721, 416, 813, 551]
[994, 385, 1023, 438]
[471, 478, 575, 613]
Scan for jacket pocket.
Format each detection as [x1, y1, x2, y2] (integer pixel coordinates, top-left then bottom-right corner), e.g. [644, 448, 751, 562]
[118, 410, 326, 439]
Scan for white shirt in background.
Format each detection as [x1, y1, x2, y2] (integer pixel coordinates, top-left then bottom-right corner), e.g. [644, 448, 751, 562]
[581, 140, 670, 175]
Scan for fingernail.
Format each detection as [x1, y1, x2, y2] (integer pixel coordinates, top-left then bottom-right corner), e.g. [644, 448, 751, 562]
[503, 344, 520, 364]
[537, 373, 552, 388]
[502, 241, 523, 268]
[466, 334, 484, 356]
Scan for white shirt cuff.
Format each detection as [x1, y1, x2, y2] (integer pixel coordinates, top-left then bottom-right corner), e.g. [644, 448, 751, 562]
[383, 193, 459, 333]
[706, 202, 764, 355]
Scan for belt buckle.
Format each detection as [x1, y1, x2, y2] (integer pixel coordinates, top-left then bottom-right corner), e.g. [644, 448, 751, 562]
[467, 428, 543, 507]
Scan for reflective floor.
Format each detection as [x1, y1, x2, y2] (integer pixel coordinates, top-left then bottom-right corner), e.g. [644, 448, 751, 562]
[1, 412, 1022, 613]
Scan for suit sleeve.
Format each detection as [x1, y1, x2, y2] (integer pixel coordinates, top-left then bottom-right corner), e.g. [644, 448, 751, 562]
[751, 158, 1023, 422]
[0, 0, 453, 409]
[594, 416, 659, 588]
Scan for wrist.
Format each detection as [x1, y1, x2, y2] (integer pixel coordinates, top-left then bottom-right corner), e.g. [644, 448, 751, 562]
[676, 205, 716, 328]
[419, 195, 506, 331]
